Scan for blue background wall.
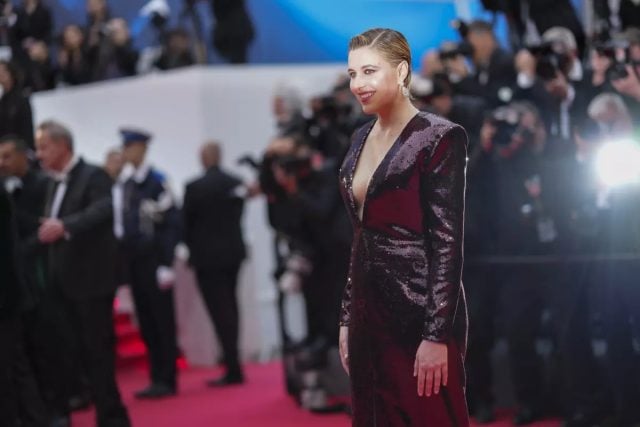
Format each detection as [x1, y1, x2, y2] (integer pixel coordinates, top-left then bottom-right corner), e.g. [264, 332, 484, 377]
[46, 0, 583, 66]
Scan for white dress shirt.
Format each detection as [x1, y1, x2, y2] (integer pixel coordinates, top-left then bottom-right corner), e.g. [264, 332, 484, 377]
[49, 156, 79, 219]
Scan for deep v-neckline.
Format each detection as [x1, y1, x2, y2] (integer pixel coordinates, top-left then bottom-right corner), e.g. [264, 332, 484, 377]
[350, 112, 420, 223]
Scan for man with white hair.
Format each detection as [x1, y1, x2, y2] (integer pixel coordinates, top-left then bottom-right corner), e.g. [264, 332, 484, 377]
[35, 120, 131, 427]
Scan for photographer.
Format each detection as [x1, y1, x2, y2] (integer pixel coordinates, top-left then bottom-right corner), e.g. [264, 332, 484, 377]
[472, 102, 555, 424]
[519, 41, 591, 156]
[444, 20, 517, 106]
[607, 29, 640, 122]
[262, 135, 350, 367]
[305, 93, 351, 161]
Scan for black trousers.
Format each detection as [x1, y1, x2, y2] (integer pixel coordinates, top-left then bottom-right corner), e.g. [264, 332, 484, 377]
[464, 262, 499, 410]
[196, 264, 242, 374]
[600, 260, 640, 425]
[501, 263, 550, 409]
[12, 311, 48, 427]
[553, 262, 608, 415]
[127, 251, 177, 388]
[43, 283, 130, 427]
[302, 255, 349, 345]
[0, 316, 21, 426]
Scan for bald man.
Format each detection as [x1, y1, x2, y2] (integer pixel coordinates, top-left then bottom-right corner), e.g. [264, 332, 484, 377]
[183, 141, 248, 386]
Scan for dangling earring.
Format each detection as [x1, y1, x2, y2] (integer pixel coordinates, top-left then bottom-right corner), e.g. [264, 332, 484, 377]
[400, 84, 410, 98]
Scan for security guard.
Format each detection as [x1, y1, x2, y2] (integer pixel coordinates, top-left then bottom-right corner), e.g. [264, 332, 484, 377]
[118, 128, 180, 399]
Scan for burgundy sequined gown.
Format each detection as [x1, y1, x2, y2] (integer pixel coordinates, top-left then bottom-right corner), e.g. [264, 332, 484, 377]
[339, 112, 469, 426]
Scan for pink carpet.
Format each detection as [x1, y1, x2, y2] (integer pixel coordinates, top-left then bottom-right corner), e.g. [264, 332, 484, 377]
[72, 362, 560, 426]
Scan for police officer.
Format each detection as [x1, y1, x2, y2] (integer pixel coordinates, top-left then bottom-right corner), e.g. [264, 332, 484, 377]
[118, 128, 180, 399]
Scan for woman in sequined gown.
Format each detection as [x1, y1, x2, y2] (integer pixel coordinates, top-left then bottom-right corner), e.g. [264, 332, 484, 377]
[339, 29, 469, 426]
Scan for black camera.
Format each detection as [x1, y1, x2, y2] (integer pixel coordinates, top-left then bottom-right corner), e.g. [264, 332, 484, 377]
[439, 41, 474, 61]
[594, 40, 631, 81]
[526, 42, 572, 81]
[273, 154, 312, 177]
[487, 105, 521, 146]
[450, 19, 469, 39]
[438, 19, 474, 60]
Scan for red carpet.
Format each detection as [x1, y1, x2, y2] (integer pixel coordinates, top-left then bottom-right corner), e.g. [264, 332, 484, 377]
[72, 362, 560, 426]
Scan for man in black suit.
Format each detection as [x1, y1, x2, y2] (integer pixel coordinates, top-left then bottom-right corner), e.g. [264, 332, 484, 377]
[0, 135, 50, 426]
[0, 186, 24, 426]
[0, 136, 48, 306]
[451, 20, 517, 106]
[183, 141, 248, 385]
[35, 120, 130, 427]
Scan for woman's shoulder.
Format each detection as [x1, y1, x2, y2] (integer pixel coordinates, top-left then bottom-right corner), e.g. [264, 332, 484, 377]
[401, 112, 467, 156]
[413, 111, 464, 137]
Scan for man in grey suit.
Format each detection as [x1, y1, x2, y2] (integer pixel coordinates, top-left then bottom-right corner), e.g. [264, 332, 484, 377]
[35, 120, 130, 427]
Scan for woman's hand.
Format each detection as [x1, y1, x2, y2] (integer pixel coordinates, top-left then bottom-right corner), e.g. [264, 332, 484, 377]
[339, 326, 349, 375]
[414, 340, 448, 397]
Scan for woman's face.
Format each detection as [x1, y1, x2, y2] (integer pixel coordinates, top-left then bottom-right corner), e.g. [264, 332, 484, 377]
[348, 46, 403, 115]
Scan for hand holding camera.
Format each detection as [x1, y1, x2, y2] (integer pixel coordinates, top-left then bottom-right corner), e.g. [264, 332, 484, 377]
[612, 64, 640, 101]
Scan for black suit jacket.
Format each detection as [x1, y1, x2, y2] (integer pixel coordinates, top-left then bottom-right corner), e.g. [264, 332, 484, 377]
[454, 48, 516, 107]
[0, 89, 35, 149]
[0, 187, 22, 320]
[44, 158, 117, 300]
[183, 167, 246, 270]
[5, 169, 50, 309]
[510, 0, 586, 55]
[12, 169, 49, 247]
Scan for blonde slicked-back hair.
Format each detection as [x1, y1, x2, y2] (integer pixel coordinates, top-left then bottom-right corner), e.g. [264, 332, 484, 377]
[349, 28, 412, 88]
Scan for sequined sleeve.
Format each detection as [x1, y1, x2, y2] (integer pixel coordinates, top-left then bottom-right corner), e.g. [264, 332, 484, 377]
[420, 126, 467, 342]
[339, 245, 355, 326]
